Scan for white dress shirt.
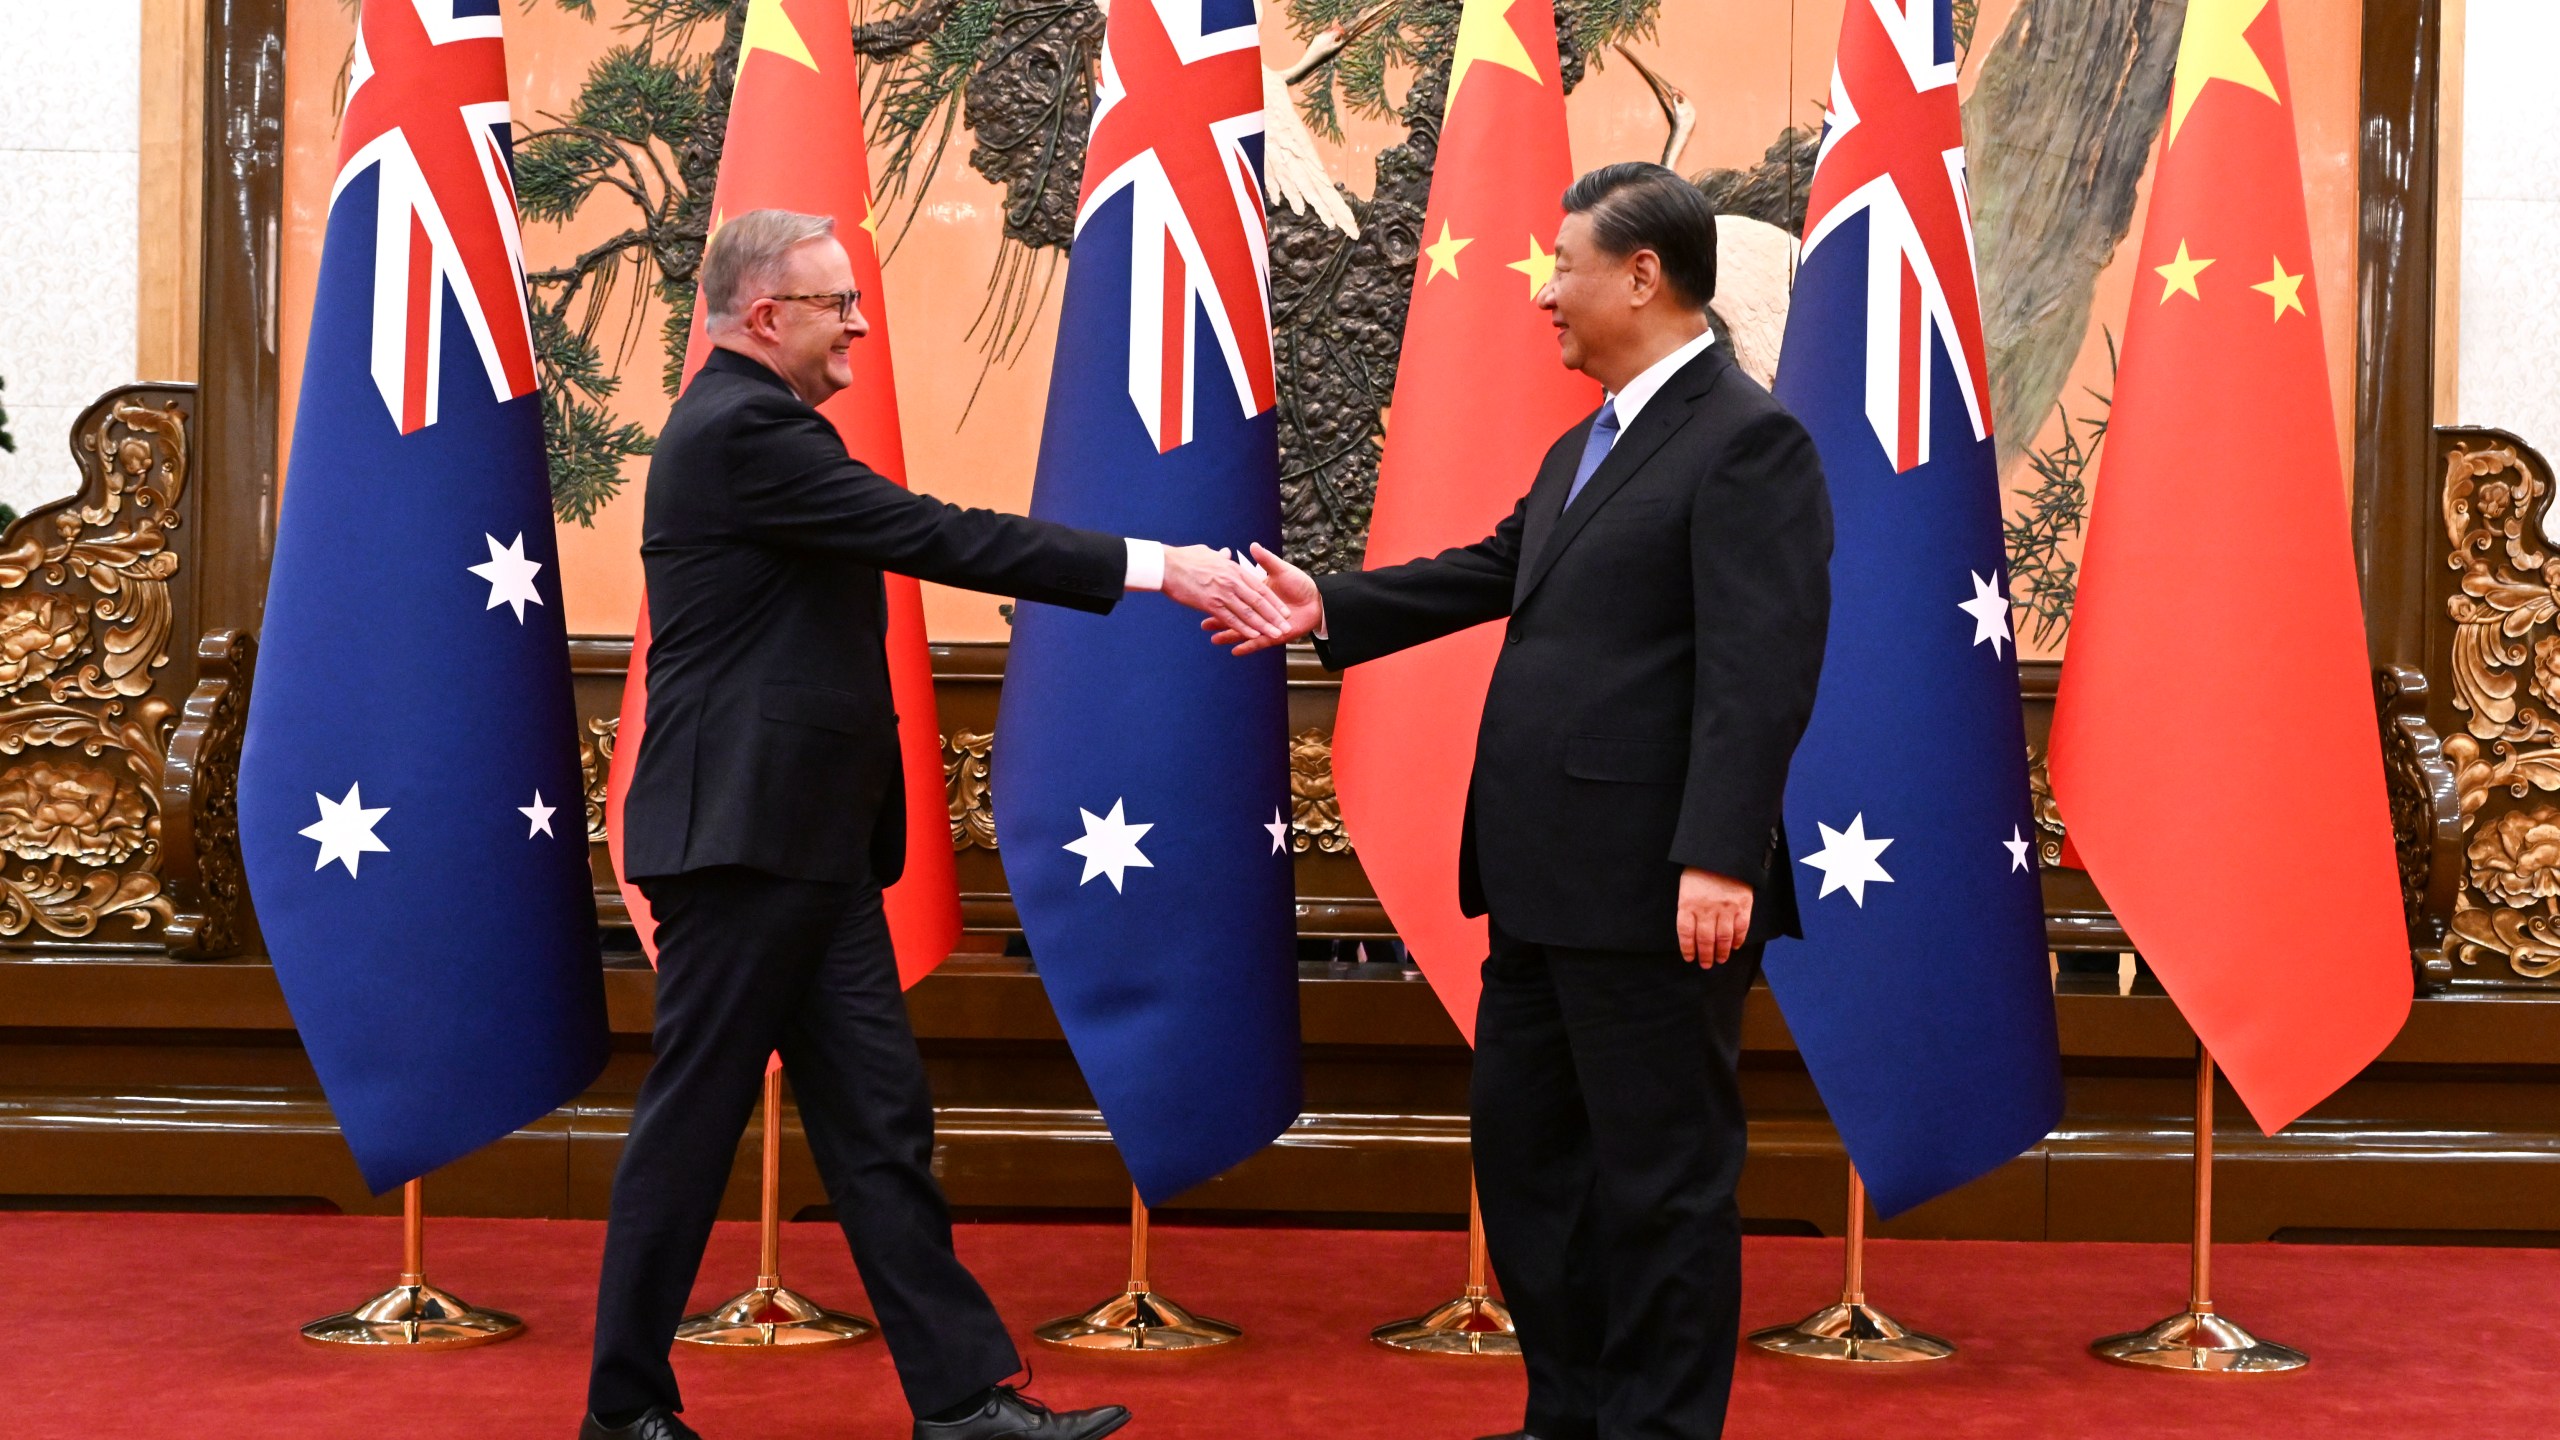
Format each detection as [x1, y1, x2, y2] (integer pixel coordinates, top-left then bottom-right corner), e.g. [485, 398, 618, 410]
[1605, 325, 1718, 433]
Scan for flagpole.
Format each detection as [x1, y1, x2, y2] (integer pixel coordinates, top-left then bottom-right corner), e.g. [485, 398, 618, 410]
[676, 1068, 875, 1348]
[1371, 1178, 1518, 1355]
[1747, 1162, 1953, 1362]
[300, 1177, 523, 1347]
[2090, 1045, 2305, 1372]
[1034, 1185, 1242, 1351]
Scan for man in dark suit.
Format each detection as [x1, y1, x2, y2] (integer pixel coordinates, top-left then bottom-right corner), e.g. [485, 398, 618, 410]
[1220, 164, 1833, 1440]
[583, 209, 1289, 1440]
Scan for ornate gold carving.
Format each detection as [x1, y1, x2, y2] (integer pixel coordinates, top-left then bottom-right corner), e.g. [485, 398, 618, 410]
[2023, 741, 2066, 866]
[1289, 727, 1349, 855]
[2439, 437, 2560, 979]
[0, 391, 197, 941]
[2377, 664, 2460, 987]
[581, 715, 618, 844]
[944, 729, 996, 850]
[162, 630, 254, 958]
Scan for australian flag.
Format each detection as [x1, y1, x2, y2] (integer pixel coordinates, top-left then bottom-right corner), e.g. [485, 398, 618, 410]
[238, 0, 606, 1194]
[1759, 0, 2063, 1217]
[992, 0, 1301, 1206]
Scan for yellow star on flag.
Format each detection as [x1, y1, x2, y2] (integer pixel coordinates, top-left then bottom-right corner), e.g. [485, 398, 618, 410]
[858, 195, 880, 239]
[2167, 0, 2280, 144]
[2250, 255, 2306, 320]
[1423, 222, 1473, 282]
[2155, 240, 2214, 303]
[1446, 0, 1543, 116]
[738, 0, 819, 82]
[1506, 235, 1555, 298]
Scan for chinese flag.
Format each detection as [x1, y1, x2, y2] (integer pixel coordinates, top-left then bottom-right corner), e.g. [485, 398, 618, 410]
[2048, 0, 2407, 1129]
[1330, 0, 1597, 1041]
[605, 0, 961, 986]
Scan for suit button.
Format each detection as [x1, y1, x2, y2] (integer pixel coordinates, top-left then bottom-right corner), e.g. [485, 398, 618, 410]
[1505, 631, 1522, 646]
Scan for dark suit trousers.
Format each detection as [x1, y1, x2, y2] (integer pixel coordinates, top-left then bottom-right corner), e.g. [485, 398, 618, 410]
[588, 866, 1018, 1418]
[1472, 922, 1760, 1440]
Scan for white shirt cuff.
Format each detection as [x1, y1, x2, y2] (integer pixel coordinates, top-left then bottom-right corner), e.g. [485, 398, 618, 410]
[1124, 538, 1165, 592]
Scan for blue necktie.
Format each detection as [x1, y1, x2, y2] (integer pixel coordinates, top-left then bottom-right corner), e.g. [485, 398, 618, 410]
[1563, 400, 1620, 510]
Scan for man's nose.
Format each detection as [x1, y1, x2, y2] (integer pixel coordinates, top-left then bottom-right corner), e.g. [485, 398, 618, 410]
[846, 303, 870, 338]
[1536, 281, 1558, 311]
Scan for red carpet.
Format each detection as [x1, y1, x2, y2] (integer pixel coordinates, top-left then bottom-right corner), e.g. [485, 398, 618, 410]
[2, 1213, 2551, 1438]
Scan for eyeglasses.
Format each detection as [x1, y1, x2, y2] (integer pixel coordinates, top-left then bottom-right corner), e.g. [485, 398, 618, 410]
[765, 289, 863, 322]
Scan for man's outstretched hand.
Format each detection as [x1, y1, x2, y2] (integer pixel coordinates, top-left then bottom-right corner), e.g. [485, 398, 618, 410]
[1204, 543, 1323, 655]
[1162, 543, 1293, 644]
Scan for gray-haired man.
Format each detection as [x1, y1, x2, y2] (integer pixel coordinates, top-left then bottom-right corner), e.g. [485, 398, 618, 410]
[581, 209, 1287, 1440]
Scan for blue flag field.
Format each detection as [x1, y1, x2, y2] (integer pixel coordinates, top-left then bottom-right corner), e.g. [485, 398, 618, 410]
[1761, 0, 2064, 1217]
[238, 1, 606, 1194]
[992, 0, 1302, 1206]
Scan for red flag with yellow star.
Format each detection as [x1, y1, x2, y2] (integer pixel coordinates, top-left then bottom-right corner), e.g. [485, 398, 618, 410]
[605, 0, 961, 986]
[1331, 0, 1597, 1041]
[2049, 0, 2407, 1128]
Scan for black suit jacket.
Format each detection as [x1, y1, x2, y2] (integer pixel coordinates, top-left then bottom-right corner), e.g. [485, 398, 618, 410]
[623, 348, 1129, 885]
[1314, 342, 1833, 953]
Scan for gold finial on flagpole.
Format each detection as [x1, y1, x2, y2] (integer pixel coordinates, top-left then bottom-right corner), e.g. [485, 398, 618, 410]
[2090, 1045, 2305, 1372]
[1034, 1186, 1242, 1350]
[677, 1068, 876, 1347]
[1371, 1178, 1518, 1355]
[1747, 1163, 1954, 1362]
[300, 1177, 524, 1347]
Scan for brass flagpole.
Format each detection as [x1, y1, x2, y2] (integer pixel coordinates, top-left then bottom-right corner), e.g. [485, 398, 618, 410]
[677, 1067, 875, 1347]
[2090, 1045, 2305, 1371]
[1371, 1178, 1518, 1355]
[1034, 1186, 1241, 1350]
[301, 1176, 524, 1347]
[1747, 1163, 1952, 1362]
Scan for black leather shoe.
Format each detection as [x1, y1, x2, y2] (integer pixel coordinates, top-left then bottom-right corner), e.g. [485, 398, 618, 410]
[579, 1407, 701, 1440]
[912, 1383, 1130, 1440]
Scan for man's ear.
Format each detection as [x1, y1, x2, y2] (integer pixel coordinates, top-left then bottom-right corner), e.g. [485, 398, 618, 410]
[1628, 249, 1665, 309]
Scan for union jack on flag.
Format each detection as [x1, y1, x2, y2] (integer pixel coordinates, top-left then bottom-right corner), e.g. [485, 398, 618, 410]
[1798, 0, 1990, 475]
[1074, 0, 1276, 453]
[1760, 0, 2063, 1218]
[996, 0, 1301, 1205]
[332, 0, 537, 435]
[239, 0, 606, 1192]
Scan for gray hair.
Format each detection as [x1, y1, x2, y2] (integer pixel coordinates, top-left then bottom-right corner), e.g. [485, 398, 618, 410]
[699, 208, 838, 326]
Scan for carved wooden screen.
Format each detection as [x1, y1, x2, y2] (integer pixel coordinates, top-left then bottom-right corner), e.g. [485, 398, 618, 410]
[0, 385, 252, 955]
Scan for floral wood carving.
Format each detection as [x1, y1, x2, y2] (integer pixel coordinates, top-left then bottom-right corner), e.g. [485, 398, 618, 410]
[1289, 727, 1349, 855]
[580, 715, 618, 844]
[2439, 433, 2560, 980]
[944, 729, 997, 850]
[2377, 664, 2459, 988]
[0, 389, 199, 941]
[2023, 741, 2066, 867]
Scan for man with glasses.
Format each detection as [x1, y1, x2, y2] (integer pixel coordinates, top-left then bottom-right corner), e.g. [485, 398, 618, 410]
[584, 208, 1290, 1440]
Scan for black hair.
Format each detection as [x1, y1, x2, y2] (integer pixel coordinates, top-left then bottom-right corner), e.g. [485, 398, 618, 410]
[1560, 162, 1718, 309]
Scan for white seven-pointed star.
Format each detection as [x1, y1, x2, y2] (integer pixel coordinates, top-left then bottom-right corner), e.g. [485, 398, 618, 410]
[1959, 570, 2013, 657]
[2005, 825, 2032, 872]
[468, 533, 546, 622]
[301, 782, 389, 877]
[521, 790, 557, 839]
[1799, 813, 1895, 906]
[1266, 806, 1289, 856]
[1064, 799, 1154, 891]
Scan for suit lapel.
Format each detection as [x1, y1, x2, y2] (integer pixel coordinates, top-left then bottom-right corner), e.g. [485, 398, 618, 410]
[1514, 427, 1586, 605]
[1516, 344, 1732, 606]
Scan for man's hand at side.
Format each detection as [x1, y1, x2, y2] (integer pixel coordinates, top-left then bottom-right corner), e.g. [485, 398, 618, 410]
[1677, 867, 1753, 967]
[1204, 543, 1324, 655]
[1160, 543, 1293, 643]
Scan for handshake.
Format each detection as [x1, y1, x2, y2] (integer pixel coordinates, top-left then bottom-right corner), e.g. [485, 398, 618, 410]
[1160, 542, 1323, 656]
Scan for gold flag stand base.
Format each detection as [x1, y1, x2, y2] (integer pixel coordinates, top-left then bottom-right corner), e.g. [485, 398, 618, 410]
[1748, 1165, 1953, 1364]
[675, 1279, 877, 1349]
[301, 1179, 524, 1348]
[2090, 1047, 2305, 1375]
[678, 1070, 876, 1350]
[1747, 1299, 1954, 1364]
[2090, 1306, 2307, 1373]
[1371, 1183, 1518, 1356]
[1035, 1189, 1242, 1352]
